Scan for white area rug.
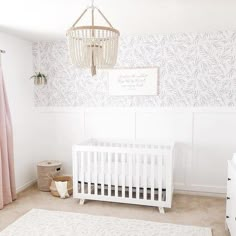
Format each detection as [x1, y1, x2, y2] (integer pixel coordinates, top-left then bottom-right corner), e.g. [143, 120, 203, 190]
[0, 209, 212, 236]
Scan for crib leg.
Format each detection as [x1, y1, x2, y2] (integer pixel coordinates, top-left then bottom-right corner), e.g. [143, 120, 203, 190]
[79, 199, 85, 205]
[159, 207, 165, 214]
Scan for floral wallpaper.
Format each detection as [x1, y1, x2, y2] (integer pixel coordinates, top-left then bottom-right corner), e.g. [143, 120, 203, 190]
[33, 31, 236, 107]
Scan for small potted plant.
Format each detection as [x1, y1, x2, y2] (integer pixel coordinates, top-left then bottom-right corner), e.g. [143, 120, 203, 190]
[30, 72, 47, 85]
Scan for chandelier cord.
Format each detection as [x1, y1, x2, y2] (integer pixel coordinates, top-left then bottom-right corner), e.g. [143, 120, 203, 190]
[71, 0, 114, 28]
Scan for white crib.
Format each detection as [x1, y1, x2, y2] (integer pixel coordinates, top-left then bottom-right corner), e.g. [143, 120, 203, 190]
[72, 139, 175, 213]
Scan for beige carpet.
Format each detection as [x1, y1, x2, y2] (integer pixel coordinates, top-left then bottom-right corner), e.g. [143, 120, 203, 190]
[0, 185, 227, 236]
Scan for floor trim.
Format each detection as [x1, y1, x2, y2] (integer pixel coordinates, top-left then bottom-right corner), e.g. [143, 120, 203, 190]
[16, 179, 37, 194]
[174, 190, 226, 198]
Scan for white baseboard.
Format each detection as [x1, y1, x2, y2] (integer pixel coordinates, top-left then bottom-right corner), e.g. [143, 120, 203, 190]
[174, 183, 226, 196]
[16, 179, 37, 194]
[174, 189, 226, 198]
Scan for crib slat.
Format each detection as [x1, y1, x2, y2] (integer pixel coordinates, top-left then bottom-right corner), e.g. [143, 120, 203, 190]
[143, 154, 147, 200]
[81, 151, 85, 194]
[115, 153, 118, 197]
[88, 152, 91, 195]
[136, 153, 140, 200]
[94, 152, 98, 195]
[165, 149, 172, 204]
[158, 154, 163, 202]
[101, 152, 105, 196]
[151, 154, 155, 201]
[108, 152, 112, 197]
[129, 153, 133, 199]
[72, 148, 78, 196]
[121, 153, 126, 198]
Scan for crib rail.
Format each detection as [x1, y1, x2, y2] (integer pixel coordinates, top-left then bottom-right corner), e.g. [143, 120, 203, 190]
[72, 140, 174, 212]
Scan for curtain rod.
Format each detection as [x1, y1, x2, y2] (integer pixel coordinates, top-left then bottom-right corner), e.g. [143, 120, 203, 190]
[0, 50, 6, 53]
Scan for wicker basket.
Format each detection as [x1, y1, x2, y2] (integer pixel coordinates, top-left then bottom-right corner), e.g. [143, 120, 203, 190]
[37, 161, 62, 192]
[49, 176, 73, 197]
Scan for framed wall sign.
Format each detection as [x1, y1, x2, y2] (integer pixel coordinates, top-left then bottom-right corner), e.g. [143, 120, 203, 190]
[108, 67, 159, 96]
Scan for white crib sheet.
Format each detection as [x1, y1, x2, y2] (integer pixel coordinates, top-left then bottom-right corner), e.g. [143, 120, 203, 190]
[78, 161, 167, 188]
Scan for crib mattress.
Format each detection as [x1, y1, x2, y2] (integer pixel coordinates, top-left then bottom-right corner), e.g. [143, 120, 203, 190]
[78, 161, 167, 188]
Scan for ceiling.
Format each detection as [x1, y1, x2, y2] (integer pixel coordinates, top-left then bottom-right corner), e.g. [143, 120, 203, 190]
[1, 0, 236, 41]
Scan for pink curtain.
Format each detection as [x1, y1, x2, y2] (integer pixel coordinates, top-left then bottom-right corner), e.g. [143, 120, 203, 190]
[0, 67, 16, 209]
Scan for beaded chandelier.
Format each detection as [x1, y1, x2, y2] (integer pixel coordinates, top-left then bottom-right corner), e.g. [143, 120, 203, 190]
[67, 1, 120, 76]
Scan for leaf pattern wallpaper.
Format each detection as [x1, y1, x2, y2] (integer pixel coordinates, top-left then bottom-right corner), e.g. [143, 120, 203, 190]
[33, 31, 236, 107]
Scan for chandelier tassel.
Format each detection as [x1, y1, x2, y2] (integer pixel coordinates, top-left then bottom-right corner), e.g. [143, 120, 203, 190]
[91, 53, 96, 76]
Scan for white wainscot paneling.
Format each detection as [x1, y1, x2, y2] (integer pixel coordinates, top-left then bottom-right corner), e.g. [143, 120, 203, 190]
[135, 112, 193, 189]
[192, 113, 236, 193]
[85, 109, 135, 140]
[42, 112, 85, 174]
[36, 108, 236, 195]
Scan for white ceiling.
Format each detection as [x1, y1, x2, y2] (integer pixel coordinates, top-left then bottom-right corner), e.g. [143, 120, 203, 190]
[1, 0, 236, 41]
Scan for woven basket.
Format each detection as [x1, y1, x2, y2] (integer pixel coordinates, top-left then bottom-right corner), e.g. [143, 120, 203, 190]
[49, 176, 73, 197]
[37, 161, 62, 192]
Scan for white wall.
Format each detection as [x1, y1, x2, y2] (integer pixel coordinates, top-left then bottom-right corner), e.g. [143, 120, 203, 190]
[36, 107, 236, 195]
[31, 30, 236, 196]
[1, 31, 234, 195]
[0, 32, 37, 192]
